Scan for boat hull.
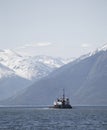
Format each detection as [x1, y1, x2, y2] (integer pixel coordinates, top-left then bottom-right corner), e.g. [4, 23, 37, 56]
[49, 104, 72, 109]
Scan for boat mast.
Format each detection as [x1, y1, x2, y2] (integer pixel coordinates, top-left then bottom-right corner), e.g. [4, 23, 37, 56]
[63, 88, 65, 100]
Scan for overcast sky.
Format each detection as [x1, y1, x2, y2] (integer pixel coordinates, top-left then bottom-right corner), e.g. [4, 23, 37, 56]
[0, 0, 107, 58]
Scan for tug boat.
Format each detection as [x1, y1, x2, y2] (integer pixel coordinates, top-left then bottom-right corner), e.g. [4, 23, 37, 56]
[50, 89, 72, 109]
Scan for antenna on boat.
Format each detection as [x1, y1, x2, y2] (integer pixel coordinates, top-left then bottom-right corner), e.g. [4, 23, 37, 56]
[63, 88, 65, 100]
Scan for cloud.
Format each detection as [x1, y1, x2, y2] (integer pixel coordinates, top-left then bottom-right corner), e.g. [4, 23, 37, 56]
[25, 42, 52, 47]
[36, 42, 52, 47]
[15, 42, 52, 51]
[81, 44, 91, 48]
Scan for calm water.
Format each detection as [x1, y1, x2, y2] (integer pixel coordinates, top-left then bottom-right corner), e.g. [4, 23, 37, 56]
[0, 107, 107, 130]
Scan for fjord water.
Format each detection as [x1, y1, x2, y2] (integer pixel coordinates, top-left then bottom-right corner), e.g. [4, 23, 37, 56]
[0, 107, 107, 130]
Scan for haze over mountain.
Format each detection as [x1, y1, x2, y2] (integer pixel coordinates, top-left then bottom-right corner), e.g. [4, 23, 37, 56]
[2, 44, 107, 106]
[0, 49, 72, 101]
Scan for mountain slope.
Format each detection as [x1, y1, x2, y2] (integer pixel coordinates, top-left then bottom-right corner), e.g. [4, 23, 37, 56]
[0, 49, 72, 101]
[3, 46, 107, 106]
[0, 63, 14, 78]
[0, 63, 31, 101]
[0, 76, 31, 101]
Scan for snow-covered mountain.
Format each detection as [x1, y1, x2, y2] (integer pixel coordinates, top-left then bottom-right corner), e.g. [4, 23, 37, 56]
[97, 43, 107, 52]
[77, 43, 107, 62]
[0, 49, 72, 80]
[0, 49, 73, 100]
[3, 43, 107, 106]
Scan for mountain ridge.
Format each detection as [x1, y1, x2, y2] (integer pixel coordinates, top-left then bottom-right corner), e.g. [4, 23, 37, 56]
[0, 49, 73, 101]
[2, 44, 107, 106]
[2, 46, 107, 105]
[0, 49, 73, 80]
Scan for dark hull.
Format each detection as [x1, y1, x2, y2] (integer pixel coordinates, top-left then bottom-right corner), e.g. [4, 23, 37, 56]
[50, 105, 72, 109]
